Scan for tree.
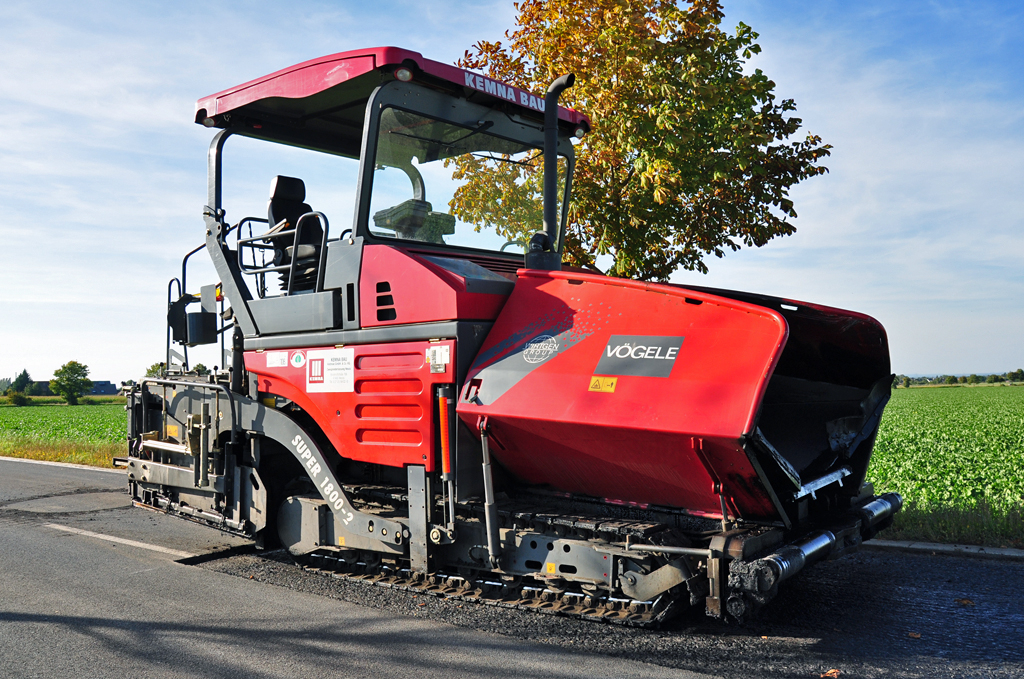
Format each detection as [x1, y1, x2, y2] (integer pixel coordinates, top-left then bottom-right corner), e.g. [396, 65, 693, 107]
[945, 375, 957, 385]
[193, 363, 211, 376]
[967, 374, 980, 384]
[902, 376, 911, 389]
[0, 377, 10, 393]
[457, 0, 831, 280]
[50, 361, 92, 405]
[986, 374, 1002, 384]
[145, 362, 165, 378]
[10, 369, 31, 394]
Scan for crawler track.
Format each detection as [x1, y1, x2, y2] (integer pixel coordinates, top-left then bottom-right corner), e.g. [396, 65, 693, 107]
[302, 551, 682, 628]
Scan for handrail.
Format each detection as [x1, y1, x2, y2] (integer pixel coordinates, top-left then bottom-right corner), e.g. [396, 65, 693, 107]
[234, 211, 329, 295]
[140, 377, 237, 447]
[165, 278, 187, 372]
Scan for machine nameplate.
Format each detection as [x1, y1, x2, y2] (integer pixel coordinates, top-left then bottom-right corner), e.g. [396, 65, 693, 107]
[306, 348, 355, 392]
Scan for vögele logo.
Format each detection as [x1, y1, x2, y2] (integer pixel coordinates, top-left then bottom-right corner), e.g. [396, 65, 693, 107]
[522, 335, 559, 364]
[594, 335, 684, 378]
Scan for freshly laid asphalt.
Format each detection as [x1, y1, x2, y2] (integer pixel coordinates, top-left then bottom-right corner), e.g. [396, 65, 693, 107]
[1, 456, 1022, 678]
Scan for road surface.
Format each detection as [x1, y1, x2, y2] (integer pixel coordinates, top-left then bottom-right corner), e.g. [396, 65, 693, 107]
[1, 456, 1021, 678]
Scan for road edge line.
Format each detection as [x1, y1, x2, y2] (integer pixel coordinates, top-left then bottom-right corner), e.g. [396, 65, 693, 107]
[865, 539, 1024, 561]
[0, 456, 122, 474]
[44, 523, 196, 559]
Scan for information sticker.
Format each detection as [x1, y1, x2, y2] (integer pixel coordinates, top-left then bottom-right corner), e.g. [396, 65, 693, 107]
[266, 351, 288, 368]
[306, 348, 355, 393]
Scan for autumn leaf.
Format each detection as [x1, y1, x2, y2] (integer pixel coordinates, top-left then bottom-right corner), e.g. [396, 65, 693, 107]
[456, 0, 830, 281]
[908, 632, 922, 639]
[954, 598, 975, 606]
[821, 670, 841, 678]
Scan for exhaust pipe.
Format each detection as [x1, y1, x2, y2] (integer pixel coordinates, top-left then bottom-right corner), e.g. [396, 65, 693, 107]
[527, 73, 575, 271]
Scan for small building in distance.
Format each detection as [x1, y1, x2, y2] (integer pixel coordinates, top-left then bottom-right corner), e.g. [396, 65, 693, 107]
[89, 381, 118, 395]
[28, 381, 53, 396]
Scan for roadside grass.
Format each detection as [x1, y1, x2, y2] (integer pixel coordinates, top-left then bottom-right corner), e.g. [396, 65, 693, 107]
[0, 403, 125, 469]
[0, 438, 121, 468]
[868, 385, 1024, 549]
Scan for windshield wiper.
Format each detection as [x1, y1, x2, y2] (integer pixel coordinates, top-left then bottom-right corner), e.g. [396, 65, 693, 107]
[388, 120, 494, 149]
[471, 149, 542, 167]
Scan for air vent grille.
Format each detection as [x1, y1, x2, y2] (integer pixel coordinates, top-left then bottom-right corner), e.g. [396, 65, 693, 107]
[375, 281, 396, 321]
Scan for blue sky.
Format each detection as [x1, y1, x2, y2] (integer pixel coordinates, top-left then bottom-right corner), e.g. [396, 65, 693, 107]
[1, 0, 1021, 384]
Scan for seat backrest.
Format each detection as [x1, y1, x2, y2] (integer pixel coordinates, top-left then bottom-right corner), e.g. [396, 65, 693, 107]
[267, 175, 322, 246]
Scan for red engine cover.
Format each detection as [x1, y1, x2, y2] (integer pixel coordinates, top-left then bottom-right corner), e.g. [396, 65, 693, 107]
[245, 339, 455, 471]
[359, 245, 510, 327]
[456, 270, 788, 521]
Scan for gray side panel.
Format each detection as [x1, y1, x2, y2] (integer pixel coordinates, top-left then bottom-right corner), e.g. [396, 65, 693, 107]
[249, 291, 341, 335]
[236, 398, 405, 552]
[243, 321, 492, 361]
[322, 237, 364, 331]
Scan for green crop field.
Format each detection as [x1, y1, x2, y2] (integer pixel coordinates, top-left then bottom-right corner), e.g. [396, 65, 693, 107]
[868, 385, 1024, 548]
[0, 404, 125, 467]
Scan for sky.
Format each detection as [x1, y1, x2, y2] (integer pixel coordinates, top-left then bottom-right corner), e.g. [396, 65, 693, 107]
[0, 0, 1021, 384]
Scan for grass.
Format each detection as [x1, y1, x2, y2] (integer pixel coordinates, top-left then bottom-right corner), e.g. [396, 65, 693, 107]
[0, 403, 125, 468]
[868, 385, 1024, 548]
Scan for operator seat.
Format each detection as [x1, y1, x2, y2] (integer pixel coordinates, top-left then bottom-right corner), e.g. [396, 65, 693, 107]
[267, 175, 324, 293]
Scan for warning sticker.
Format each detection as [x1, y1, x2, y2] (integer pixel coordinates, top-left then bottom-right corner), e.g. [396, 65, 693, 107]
[588, 376, 618, 393]
[266, 351, 288, 368]
[305, 348, 355, 393]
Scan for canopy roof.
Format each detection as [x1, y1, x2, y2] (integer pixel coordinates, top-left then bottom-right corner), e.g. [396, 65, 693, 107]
[195, 46, 589, 156]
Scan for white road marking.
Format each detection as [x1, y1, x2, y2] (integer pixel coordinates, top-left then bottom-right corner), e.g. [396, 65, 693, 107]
[0, 456, 123, 474]
[44, 523, 195, 559]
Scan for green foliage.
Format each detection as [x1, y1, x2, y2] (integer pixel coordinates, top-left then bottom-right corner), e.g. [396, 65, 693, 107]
[869, 387, 1024, 516]
[6, 392, 30, 407]
[902, 376, 911, 389]
[459, 0, 830, 280]
[145, 362, 165, 378]
[0, 378, 11, 393]
[0, 404, 125, 443]
[944, 375, 957, 385]
[10, 369, 31, 394]
[49, 361, 92, 406]
[193, 363, 211, 376]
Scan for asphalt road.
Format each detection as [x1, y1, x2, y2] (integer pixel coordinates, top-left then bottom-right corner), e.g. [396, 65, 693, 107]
[1, 457, 1022, 678]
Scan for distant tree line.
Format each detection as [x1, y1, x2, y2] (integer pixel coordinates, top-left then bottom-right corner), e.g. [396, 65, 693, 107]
[2, 363, 94, 406]
[895, 369, 1024, 388]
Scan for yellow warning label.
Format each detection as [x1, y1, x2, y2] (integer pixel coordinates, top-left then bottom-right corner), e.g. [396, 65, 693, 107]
[338, 536, 345, 547]
[588, 376, 618, 393]
[166, 424, 179, 439]
[546, 562, 556, 574]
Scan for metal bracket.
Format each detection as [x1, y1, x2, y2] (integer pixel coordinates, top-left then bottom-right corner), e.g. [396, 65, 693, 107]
[619, 558, 692, 601]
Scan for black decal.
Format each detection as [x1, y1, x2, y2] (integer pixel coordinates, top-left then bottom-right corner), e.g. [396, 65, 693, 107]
[594, 335, 684, 378]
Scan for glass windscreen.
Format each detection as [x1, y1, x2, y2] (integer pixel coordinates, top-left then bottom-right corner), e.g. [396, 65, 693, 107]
[368, 107, 567, 254]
